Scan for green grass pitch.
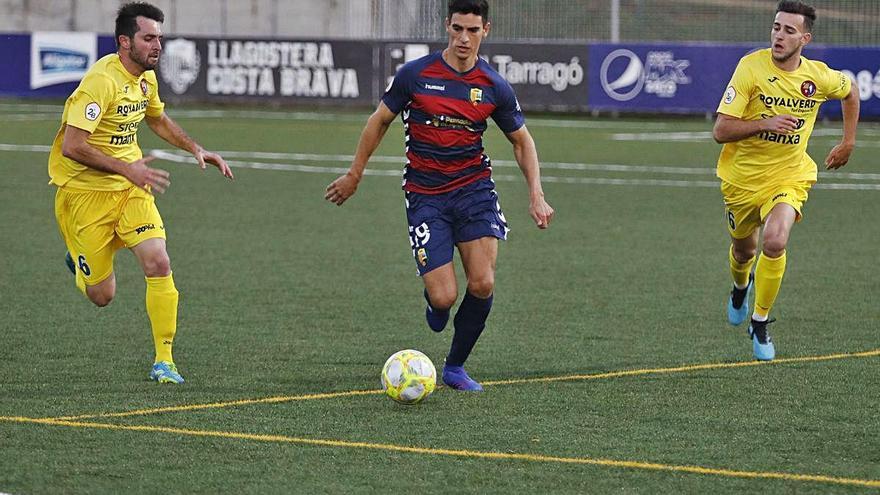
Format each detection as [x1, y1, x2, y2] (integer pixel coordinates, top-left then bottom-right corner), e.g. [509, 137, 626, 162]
[1, 101, 878, 493]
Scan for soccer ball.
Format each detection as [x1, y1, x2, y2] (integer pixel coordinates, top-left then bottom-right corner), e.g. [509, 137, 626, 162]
[381, 349, 436, 404]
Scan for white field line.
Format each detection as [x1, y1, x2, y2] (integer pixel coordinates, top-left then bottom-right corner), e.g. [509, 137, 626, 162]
[3, 103, 879, 134]
[4, 143, 879, 189]
[150, 150, 880, 191]
[0, 104, 681, 129]
[610, 129, 862, 141]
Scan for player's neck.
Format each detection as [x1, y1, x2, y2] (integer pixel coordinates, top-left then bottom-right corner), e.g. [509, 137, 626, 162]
[771, 51, 803, 72]
[117, 51, 146, 78]
[442, 49, 477, 73]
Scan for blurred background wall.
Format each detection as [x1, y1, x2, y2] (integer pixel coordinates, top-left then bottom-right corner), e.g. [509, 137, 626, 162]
[1, 0, 878, 44]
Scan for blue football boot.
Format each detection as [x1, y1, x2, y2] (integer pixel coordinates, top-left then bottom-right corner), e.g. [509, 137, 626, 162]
[727, 273, 753, 326]
[748, 318, 776, 361]
[149, 361, 185, 384]
[442, 364, 483, 391]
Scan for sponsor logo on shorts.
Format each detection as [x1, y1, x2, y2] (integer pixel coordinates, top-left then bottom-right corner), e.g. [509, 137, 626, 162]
[135, 223, 156, 234]
[772, 192, 788, 202]
[417, 248, 428, 267]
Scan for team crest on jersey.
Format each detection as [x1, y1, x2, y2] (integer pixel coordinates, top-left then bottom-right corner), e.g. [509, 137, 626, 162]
[417, 248, 428, 267]
[469, 88, 483, 106]
[800, 80, 816, 98]
[140, 79, 149, 96]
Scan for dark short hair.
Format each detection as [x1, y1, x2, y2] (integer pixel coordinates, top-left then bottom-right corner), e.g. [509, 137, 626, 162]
[776, 0, 816, 32]
[447, 0, 489, 23]
[115, 2, 164, 47]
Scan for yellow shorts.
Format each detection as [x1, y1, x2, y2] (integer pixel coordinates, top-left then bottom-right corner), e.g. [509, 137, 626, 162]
[721, 181, 811, 239]
[55, 186, 166, 287]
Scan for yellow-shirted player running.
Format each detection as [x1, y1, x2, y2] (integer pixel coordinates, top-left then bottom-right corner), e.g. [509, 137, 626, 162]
[49, 2, 234, 383]
[713, 0, 859, 361]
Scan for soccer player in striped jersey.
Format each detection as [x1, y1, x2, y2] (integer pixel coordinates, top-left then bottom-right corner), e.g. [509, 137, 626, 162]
[326, 0, 554, 390]
[714, 1, 859, 360]
[49, 2, 234, 383]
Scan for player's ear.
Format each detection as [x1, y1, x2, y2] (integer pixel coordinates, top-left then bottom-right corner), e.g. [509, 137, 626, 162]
[483, 21, 491, 38]
[801, 31, 812, 46]
[118, 35, 130, 50]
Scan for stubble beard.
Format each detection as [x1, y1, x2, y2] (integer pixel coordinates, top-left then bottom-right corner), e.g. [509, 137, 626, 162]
[131, 49, 159, 71]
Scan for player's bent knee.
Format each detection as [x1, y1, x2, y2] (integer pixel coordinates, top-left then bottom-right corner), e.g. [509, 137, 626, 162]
[762, 237, 787, 258]
[430, 291, 457, 311]
[141, 254, 172, 277]
[467, 278, 495, 299]
[733, 246, 757, 262]
[86, 288, 114, 307]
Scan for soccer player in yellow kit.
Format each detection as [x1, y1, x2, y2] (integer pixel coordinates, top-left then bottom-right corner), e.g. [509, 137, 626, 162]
[713, 0, 859, 361]
[49, 2, 234, 383]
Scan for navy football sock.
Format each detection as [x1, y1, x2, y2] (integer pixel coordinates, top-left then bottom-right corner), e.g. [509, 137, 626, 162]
[424, 289, 450, 332]
[446, 291, 493, 367]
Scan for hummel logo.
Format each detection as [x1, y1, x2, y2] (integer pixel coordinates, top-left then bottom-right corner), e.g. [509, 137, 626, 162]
[768, 76, 779, 83]
[425, 83, 445, 91]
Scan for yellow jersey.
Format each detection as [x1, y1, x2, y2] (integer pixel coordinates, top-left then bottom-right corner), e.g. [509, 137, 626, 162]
[716, 48, 851, 191]
[48, 53, 165, 191]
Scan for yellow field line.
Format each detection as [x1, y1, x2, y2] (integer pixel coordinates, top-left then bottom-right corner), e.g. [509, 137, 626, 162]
[45, 348, 880, 421]
[482, 348, 880, 386]
[1, 416, 878, 489]
[50, 389, 383, 421]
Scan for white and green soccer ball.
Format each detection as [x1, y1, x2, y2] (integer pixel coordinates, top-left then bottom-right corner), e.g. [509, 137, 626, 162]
[381, 349, 436, 405]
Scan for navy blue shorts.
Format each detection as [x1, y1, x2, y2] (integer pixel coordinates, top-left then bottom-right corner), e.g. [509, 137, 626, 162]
[405, 178, 509, 276]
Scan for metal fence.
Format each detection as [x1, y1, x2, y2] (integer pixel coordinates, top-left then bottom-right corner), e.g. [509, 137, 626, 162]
[3, 0, 878, 45]
[395, 0, 880, 44]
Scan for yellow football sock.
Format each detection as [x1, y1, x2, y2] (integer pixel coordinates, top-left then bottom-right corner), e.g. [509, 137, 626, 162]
[753, 251, 786, 319]
[145, 273, 179, 364]
[729, 245, 755, 289]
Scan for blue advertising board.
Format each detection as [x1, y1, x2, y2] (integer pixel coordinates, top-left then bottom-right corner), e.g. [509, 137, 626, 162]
[589, 42, 880, 117]
[2, 32, 878, 118]
[0, 33, 115, 97]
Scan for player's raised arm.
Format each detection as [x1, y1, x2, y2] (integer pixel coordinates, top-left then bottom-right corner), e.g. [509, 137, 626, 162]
[824, 82, 860, 170]
[324, 101, 398, 206]
[145, 113, 234, 179]
[504, 125, 554, 229]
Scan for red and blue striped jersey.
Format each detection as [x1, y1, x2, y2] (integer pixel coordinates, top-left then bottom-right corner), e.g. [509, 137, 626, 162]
[382, 51, 525, 195]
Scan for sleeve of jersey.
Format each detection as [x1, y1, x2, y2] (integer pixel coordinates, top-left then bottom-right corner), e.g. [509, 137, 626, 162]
[822, 66, 852, 101]
[716, 60, 752, 118]
[145, 73, 165, 117]
[380, 63, 413, 114]
[65, 74, 114, 133]
[491, 79, 525, 134]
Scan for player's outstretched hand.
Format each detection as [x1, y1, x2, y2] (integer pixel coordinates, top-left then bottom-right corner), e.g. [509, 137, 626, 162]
[194, 148, 234, 179]
[530, 196, 554, 229]
[127, 155, 171, 194]
[761, 114, 800, 134]
[325, 172, 360, 206]
[824, 142, 854, 170]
